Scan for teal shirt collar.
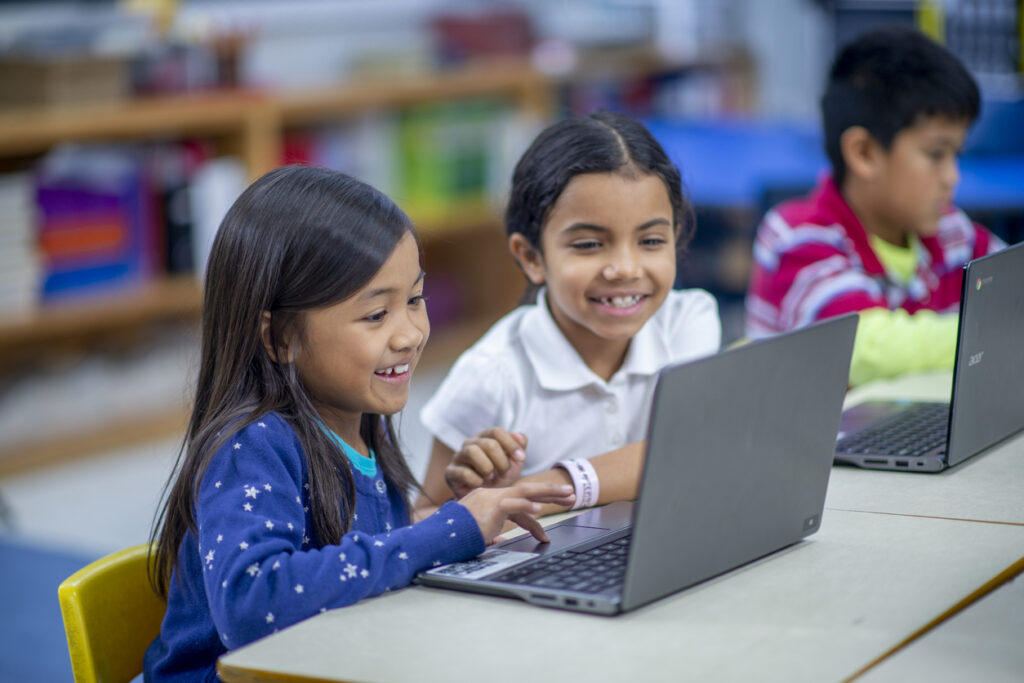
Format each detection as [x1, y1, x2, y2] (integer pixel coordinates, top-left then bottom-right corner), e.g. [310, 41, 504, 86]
[317, 421, 378, 478]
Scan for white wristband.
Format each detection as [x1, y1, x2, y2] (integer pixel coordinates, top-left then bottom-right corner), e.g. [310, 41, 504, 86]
[554, 459, 600, 509]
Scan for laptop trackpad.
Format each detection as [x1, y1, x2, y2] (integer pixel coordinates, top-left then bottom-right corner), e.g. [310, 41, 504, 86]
[498, 524, 610, 554]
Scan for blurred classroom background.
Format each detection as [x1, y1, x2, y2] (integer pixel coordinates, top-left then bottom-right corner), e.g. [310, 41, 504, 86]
[0, 1, 1022, 680]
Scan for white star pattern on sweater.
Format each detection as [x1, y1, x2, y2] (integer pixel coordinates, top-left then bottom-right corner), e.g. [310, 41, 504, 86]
[167, 416, 488, 662]
[258, 422, 266, 428]
[234, 443, 241, 450]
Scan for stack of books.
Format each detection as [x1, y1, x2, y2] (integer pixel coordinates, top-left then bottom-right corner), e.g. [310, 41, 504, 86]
[35, 145, 158, 302]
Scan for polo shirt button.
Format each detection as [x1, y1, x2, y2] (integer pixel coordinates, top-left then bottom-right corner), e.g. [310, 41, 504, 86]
[606, 400, 617, 414]
[376, 480, 386, 494]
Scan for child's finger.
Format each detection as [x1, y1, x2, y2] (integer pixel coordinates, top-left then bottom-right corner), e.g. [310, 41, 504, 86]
[486, 429, 527, 462]
[477, 438, 514, 474]
[453, 444, 496, 478]
[506, 511, 549, 543]
[444, 464, 485, 492]
[514, 482, 575, 503]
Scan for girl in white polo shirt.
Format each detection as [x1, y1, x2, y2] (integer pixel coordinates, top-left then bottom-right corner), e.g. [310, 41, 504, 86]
[417, 111, 721, 517]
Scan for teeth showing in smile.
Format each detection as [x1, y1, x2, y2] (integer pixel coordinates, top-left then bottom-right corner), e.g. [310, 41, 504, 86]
[598, 295, 643, 308]
[377, 363, 410, 376]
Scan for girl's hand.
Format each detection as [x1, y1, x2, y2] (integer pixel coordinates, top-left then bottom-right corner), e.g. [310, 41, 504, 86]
[444, 428, 528, 498]
[458, 482, 575, 544]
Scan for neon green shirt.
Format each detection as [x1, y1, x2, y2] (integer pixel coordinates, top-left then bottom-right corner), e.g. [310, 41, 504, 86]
[849, 234, 958, 386]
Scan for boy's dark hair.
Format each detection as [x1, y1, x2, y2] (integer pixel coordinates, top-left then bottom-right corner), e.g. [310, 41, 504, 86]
[506, 110, 692, 301]
[150, 166, 421, 597]
[822, 25, 980, 187]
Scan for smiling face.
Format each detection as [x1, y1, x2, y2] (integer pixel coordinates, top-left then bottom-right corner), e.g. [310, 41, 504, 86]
[290, 231, 429, 441]
[864, 115, 968, 244]
[512, 170, 677, 371]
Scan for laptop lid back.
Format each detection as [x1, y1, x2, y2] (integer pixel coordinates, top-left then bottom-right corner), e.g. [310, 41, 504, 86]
[621, 314, 857, 611]
[947, 241, 1024, 467]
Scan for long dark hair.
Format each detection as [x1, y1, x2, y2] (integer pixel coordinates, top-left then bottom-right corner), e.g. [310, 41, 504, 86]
[150, 166, 421, 597]
[505, 110, 692, 302]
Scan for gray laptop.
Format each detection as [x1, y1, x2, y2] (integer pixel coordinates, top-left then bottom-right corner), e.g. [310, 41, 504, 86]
[835, 240, 1024, 472]
[417, 314, 857, 615]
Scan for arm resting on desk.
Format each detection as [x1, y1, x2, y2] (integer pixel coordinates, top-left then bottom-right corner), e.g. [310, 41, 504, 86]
[849, 308, 958, 387]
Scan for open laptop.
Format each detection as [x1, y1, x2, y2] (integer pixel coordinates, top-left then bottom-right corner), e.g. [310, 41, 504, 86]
[417, 314, 857, 615]
[835, 240, 1024, 472]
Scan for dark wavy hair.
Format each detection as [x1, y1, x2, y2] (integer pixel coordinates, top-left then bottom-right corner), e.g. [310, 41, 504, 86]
[505, 110, 692, 302]
[150, 166, 421, 597]
[822, 25, 980, 187]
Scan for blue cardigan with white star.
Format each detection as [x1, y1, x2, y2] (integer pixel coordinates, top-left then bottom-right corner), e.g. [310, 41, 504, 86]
[144, 413, 484, 682]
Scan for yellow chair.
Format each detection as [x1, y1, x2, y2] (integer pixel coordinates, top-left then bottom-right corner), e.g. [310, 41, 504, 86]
[58, 543, 166, 683]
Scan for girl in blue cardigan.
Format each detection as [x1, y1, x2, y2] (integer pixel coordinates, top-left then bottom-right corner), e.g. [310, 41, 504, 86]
[145, 166, 572, 681]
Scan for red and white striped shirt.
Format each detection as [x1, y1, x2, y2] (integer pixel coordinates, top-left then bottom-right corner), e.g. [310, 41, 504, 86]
[745, 177, 1004, 338]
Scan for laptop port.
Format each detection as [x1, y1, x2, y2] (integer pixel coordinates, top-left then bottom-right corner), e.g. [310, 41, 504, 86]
[565, 598, 578, 606]
[531, 593, 556, 601]
[864, 458, 888, 465]
[895, 460, 909, 467]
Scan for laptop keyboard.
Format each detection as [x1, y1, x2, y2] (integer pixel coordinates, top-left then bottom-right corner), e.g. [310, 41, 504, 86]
[837, 402, 949, 457]
[494, 534, 632, 594]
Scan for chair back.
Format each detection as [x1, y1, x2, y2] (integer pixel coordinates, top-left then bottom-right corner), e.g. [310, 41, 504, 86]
[58, 543, 165, 683]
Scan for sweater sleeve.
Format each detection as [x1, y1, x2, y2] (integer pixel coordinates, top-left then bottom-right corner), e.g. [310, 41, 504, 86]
[848, 307, 959, 387]
[195, 416, 484, 650]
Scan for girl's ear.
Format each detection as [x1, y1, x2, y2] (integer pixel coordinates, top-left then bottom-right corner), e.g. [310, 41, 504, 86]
[508, 233, 546, 286]
[260, 311, 290, 364]
[840, 125, 883, 181]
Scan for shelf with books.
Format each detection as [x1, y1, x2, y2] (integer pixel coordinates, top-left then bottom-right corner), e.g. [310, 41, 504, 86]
[0, 52, 751, 472]
[0, 89, 277, 177]
[0, 275, 201, 365]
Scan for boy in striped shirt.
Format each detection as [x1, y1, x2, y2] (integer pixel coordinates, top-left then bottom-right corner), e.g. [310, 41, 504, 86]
[745, 26, 1004, 385]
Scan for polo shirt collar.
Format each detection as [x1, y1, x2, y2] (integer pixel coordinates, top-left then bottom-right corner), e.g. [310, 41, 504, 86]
[520, 289, 671, 391]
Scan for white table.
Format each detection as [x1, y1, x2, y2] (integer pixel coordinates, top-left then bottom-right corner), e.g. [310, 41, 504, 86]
[859, 560, 1024, 683]
[217, 372, 1024, 683]
[829, 371, 1024, 525]
[218, 510, 1024, 683]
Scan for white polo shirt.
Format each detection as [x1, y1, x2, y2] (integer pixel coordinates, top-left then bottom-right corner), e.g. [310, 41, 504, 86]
[420, 288, 721, 476]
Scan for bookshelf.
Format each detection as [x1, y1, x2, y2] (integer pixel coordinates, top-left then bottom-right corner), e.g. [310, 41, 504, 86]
[0, 51, 752, 473]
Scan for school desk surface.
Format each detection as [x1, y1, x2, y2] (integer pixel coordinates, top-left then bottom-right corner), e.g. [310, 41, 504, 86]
[216, 372, 1024, 683]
